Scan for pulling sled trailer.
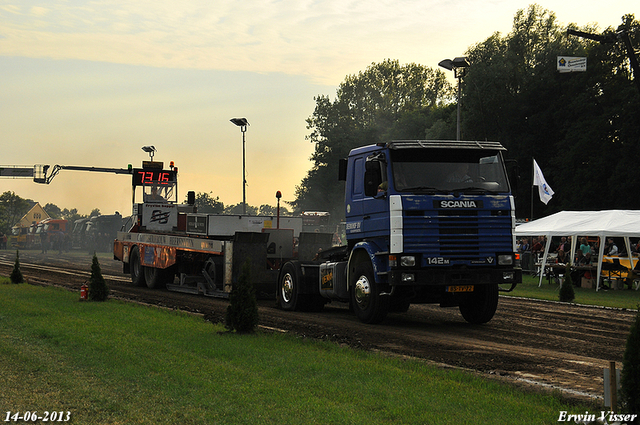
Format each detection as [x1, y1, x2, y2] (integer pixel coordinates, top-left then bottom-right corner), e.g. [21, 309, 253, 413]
[113, 160, 333, 298]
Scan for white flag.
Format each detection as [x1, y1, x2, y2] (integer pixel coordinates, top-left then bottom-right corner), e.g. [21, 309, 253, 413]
[533, 159, 554, 205]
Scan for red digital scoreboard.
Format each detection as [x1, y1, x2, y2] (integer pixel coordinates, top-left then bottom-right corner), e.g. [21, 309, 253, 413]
[132, 169, 176, 187]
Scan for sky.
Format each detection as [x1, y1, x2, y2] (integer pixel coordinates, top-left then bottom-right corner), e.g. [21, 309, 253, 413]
[1, 0, 637, 217]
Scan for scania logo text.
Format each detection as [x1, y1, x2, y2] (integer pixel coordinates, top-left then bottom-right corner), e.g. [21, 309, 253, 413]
[439, 200, 477, 208]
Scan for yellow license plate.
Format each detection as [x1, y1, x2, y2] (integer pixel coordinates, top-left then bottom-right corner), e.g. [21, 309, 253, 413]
[446, 285, 474, 293]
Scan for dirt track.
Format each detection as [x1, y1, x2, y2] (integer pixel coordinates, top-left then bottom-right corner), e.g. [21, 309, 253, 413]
[1, 249, 636, 405]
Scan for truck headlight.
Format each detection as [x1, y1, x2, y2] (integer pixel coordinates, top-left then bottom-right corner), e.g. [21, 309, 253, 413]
[401, 273, 415, 282]
[401, 256, 416, 267]
[503, 272, 515, 281]
[498, 254, 514, 266]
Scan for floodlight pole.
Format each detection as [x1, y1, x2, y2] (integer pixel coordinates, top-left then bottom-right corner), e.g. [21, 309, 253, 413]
[230, 118, 250, 215]
[438, 57, 470, 140]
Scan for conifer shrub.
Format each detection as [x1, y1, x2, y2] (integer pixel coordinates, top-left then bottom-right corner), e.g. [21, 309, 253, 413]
[558, 263, 575, 303]
[88, 253, 110, 301]
[225, 259, 259, 333]
[10, 250, 24, 284]
[620, 306, 640, 421]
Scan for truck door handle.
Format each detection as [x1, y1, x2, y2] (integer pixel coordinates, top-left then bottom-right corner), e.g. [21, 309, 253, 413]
[363, 215, 370, 220]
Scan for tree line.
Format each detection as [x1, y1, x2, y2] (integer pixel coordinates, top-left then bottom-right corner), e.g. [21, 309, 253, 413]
[292, 5, 640, 221]
[0, 191, 102, 236]
[0, 190, 292, 236]
[185, 191, 292, 216]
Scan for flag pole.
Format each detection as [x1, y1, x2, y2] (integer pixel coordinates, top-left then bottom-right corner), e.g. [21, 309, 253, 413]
[531, 158, 534, 220]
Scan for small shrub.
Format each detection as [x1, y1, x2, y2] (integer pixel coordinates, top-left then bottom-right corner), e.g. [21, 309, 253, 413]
[10, 250, 24, 284]
[225, 259, 259, 333]
[88, 253, 109, 301]
[620, 306, 640, 421]
[559, 263, 575, 303]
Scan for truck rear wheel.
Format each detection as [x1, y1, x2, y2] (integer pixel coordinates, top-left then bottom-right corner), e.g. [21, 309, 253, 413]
[129, 246, 146, 287]
[351, 261, 389, 324]
[278, 262, 325, 312]
[144, 266, 172, 289]
[278, 262, 301, 311]
[459, 283, 499, 324]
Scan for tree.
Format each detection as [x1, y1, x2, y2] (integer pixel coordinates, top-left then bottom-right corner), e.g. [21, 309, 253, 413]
[0, 191, 31, 235]
[294, 59, 453, 219]
[10, 250, 24, 284]
[558, 263, 575, 302]
[43, 203, 62, 218]
[462, 7, 640, 218]
[60, 208, 84, 224]
[225, 259, 259, 333]
[188, 192, 224, 214]
[258, 204, 290, 216]
[223, 203, 258, 215]
[88, 253, 109, 301]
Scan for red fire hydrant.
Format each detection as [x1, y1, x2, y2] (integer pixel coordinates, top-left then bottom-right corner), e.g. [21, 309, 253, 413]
[80, 283, 88, 301]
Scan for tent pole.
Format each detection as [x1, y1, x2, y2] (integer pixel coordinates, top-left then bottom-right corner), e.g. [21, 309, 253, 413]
[596, 235, 605, 291]
[539, 237, 552, 287]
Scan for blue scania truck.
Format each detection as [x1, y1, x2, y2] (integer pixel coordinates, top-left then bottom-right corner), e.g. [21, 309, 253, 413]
[277, 140, 521, 324]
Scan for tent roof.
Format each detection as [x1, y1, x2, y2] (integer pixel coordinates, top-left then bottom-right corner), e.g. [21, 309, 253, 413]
[515, 210, 640, 238]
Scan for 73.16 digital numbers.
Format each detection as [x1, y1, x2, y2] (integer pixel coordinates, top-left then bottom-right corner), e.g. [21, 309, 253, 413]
[132, 169, 175, 186]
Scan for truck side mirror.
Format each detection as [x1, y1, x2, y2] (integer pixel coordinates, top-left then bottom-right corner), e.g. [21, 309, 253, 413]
[505, 159, 519, 193]
[338, 158, 348, 181]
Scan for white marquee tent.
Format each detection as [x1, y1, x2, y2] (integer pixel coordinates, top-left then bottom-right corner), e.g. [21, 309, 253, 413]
[515, 210, 640, 290]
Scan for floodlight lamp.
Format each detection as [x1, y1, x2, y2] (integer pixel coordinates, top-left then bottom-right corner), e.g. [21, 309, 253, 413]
[230, 118, 249, 127]
[438, 57, 470, 71]
[438, 59, 454, 71]
[141, 145, 156, 161]
[452, 57, 470, 68]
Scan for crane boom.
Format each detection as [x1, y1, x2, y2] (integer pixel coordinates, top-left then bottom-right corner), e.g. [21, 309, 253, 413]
[33, 164, 132, 184]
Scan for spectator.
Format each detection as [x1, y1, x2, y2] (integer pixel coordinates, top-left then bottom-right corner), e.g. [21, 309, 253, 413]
[532, 237, 544, 253]
[579, 237, 590, 256]
[557, 249, 568, 264]
[556, 236, 569, 253]
[605, 238, 619, 256]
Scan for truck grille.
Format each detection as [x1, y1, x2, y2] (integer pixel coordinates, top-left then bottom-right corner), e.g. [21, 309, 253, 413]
[403, 210, 512, 262]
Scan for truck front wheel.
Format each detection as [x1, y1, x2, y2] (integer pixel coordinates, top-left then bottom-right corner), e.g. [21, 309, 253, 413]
[459, 283, 499, 324]
[351, 261, 389, 324]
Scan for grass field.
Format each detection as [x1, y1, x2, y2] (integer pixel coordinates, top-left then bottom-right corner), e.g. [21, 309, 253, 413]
[505, 274, 640, 310]
[0, 280, 593, 425]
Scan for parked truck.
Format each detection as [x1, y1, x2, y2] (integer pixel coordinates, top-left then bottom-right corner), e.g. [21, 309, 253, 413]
[114, 140, 521, 324]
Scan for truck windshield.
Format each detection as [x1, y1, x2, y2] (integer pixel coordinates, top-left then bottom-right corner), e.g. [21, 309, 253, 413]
[389, 148, 510, 193]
